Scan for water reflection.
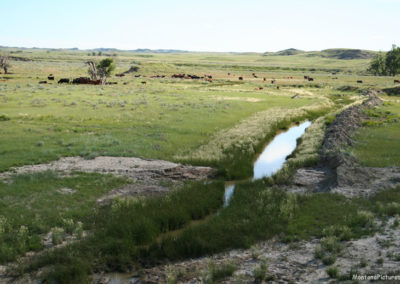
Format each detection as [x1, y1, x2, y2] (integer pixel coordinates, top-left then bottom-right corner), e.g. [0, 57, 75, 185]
[253, 121, 311, 179]
[224, 120, 311, 206]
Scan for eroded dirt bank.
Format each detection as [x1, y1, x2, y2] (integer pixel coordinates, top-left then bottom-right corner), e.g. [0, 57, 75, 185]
[292, 91, 400, 198]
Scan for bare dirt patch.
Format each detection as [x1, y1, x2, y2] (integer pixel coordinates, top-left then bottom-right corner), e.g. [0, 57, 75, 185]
[0, 156, 216, 200]
[215, 96, 262, 102]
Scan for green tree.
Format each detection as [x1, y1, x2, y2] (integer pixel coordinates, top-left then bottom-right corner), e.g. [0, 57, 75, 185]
[368, 52, 386, 76]
[385, 45, 400, 76]
[97, 58, 115, 78]
[86, 58, 115, 84]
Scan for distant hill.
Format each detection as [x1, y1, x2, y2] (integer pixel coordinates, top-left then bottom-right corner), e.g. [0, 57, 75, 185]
[317, 49, 376, 59]
[263, 48, 377, 60]
[276, 48, 305, 56]
[91, 48, 188, 53]
[263, 48, 305, 56]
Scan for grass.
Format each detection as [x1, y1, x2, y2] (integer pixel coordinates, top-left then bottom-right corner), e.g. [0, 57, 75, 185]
[1, 47, 399, 282]
[204, 261, 237, 283]
[351, 101, 400, 167]
[0, 171, 128, 263]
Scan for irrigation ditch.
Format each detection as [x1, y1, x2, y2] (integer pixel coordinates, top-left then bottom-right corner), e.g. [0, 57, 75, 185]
[2, 90, 400, 283]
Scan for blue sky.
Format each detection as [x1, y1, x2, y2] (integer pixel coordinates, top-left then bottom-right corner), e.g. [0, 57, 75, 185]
[1, 0, 399, 52]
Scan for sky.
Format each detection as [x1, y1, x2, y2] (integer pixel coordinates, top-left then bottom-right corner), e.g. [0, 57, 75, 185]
[1, 0, 399, 52]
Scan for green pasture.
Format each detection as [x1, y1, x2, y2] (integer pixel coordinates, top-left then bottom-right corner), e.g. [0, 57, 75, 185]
[1, 47, 400, 281]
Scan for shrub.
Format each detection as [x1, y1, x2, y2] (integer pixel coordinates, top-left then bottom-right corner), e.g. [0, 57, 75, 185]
[204, 261, 236, 283]
[326, 266, 339, 278]
[0, 114, 10, 121]
[253, 260, 268, 282]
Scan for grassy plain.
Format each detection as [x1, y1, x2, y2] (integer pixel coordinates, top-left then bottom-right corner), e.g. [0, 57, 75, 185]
[1, 47, 400, 281]
[351, 97, 400, 167]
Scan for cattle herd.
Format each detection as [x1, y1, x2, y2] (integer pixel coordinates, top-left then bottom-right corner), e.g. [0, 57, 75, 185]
[33, 72, 400, 86]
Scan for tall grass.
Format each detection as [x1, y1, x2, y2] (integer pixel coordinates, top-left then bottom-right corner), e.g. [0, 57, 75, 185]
[24, 181, 224, 281]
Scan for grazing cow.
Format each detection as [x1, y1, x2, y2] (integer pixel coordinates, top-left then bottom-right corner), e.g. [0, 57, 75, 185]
[238, 77, 243, 80]
[394, 80, 400, 83]
[172, 74, 185, 78]
[206, 78, 213, 82]
[48, 74, 54, 80]
[208, 75, 212, 79]
[271, 79, 276, 84]
[115, 73, 125, 77]
[58, 78, 69, 84]
[255, 87, 263, 90]
[72, 77, 92, 84]
[228, 73, 231, 76]
[123, 82, 129, 85]
[277, 86, 280, 90]
[304, 75, 309, 80]
[357, 80, 363, 83]
[141, 81, 147, 85]
[39, 81, 47, 84]
[308, 78, 314, 81]
[106, 82, 118, 85]
[134, 75, 141, 77]
[263, 77, 266, 81]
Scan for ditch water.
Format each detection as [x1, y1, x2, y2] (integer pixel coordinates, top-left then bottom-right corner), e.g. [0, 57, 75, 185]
[106, 120, 311, 283]
[223, 120, 311, 206]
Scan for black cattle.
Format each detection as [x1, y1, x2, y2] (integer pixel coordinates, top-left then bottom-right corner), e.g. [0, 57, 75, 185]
[58, 78, 70, 84]
[308, 77, 314, 81]
[72, 77, 91, 84]
[39, 81, 47, 84]
[357, 80, 363, 83]
[271, 79, 276, 84]
[48, 75, 54, 80]
[395, 80, 400, 83]
[238, 76, 243, 80]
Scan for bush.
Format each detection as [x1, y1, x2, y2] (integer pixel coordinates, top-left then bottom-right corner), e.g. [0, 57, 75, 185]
[253, 260, 268, 282]
[0, 114, 10, 121]
[205, 261, 236, 283]
[326, 266, 339, 278]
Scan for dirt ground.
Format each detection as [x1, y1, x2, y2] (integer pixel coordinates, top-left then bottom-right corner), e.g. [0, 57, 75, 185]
[95, 217, 399, 283]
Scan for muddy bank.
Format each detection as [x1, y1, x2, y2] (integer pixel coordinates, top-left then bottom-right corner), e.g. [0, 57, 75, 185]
[292, 91, 400, 198]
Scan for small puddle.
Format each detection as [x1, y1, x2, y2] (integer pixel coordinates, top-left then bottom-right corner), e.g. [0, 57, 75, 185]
[224, 120, 311, 206]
